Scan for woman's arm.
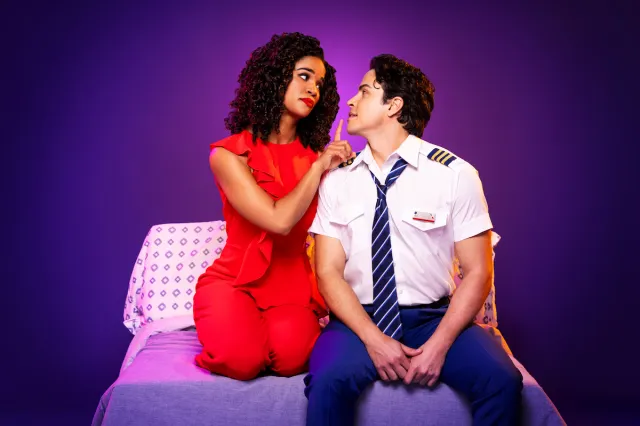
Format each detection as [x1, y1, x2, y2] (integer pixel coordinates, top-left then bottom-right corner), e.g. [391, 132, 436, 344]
[211, 121, 352, 235]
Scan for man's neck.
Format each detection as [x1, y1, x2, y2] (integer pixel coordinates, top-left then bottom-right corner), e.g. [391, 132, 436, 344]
[367, 127, 410, 168]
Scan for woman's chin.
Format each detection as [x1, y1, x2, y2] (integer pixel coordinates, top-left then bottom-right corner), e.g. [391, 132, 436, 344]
[297, 109, 313, 119]
[285, 106, 313, 121]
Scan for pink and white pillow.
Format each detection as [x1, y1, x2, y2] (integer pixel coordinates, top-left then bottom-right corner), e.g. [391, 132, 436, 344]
[123, 221, 227, 334]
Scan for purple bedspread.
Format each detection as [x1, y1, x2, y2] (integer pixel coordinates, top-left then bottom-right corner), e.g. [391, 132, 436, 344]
[93, 331, 565, 426]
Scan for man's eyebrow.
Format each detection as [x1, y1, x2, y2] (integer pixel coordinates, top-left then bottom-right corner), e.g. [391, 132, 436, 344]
[358, 84, 372, 90]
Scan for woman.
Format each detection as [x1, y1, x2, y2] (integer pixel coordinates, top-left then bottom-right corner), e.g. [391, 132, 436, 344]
[194, 32, 353, 380]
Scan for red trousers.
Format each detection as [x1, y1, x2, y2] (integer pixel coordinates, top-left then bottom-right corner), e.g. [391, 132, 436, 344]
[194, 282, 321, 380]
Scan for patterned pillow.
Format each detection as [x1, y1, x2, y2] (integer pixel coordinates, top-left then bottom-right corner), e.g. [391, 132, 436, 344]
[453, 231, 501, 328]
[123, 221, 227, 334]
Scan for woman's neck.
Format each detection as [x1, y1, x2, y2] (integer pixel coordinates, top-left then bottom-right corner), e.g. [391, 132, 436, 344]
[268, 112, 297, 144]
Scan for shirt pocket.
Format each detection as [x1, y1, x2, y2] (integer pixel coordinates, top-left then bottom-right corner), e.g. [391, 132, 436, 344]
[401, 207, 449, 244]
[329, 205, 368, 259]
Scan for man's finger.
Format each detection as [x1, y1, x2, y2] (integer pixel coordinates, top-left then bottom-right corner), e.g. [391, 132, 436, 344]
[386, 367, 399, 381]
[393, 363, 407, 380]
[401, 344, 423, 357]
[400, 355, 411, 372]
[422, 372, 433, 386]
[407, 371, 421, 385]
[403, 366, 416, 385]
[378, 368, 389, 381]
[333, 119, 343, 141]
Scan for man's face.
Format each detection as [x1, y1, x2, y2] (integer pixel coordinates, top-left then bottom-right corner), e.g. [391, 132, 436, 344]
[346, 69, 389, 137]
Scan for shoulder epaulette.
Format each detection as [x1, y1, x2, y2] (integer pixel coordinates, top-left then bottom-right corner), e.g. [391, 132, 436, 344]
[427, 147, 457, 166]
[338, 150, 362, 168]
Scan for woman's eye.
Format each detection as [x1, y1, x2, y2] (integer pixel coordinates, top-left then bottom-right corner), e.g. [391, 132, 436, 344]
[300, 74, 308, 81]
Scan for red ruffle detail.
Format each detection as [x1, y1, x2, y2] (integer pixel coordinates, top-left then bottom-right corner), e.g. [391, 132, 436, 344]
[209, 131, 286, 286]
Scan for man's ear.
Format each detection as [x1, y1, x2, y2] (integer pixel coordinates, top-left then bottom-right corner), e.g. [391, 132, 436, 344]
[387, 96, 404, 118]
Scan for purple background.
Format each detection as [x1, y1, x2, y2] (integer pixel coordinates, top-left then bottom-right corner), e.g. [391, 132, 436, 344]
[5, 1, 638, 424]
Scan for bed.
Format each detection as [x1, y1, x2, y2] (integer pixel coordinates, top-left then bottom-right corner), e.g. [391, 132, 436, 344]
[92, 221, 566, 425]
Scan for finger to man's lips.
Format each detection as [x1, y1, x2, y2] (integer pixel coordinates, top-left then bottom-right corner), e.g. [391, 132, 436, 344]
[333, 119, 343, 141]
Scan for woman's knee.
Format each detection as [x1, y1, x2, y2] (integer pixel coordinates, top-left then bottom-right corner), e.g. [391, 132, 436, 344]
[269, 321, 319, 376]
[266, 305, 320, 376]
[270, 351, 309, 376]
[193, 283, 268, 380]
[196, 343, 267, 381]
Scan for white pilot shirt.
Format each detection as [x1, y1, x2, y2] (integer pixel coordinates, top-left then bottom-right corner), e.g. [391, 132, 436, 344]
[309, 134, 493, 305]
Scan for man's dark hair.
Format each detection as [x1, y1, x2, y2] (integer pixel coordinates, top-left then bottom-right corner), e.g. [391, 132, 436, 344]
[370, 54, 435, 137]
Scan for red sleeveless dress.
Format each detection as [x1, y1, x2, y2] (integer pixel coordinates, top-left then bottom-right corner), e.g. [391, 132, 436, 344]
[193, 130, 327, 380]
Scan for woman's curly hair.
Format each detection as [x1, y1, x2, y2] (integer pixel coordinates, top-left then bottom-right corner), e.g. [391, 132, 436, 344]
[369, 54, 435, 138]
[225, 33, 339, 153]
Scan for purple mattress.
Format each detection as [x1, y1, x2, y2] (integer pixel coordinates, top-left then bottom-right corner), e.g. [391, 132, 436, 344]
[93, 319, 565, 426]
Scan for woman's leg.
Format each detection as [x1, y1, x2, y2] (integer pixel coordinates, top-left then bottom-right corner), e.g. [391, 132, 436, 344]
[193, 282, 268, 380]
[262, 304, 320, 376]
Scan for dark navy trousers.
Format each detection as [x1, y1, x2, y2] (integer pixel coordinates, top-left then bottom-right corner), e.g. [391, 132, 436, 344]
[304, 304, 523, 425]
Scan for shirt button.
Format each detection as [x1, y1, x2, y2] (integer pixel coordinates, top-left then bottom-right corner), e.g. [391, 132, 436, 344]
[398, 289, 404, 295]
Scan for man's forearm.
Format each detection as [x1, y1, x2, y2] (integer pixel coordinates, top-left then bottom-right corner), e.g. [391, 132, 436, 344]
[318, 272, 382, 345]
[429, 271, 491, 349]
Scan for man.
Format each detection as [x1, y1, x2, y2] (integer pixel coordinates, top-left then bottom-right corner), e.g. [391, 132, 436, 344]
[304, 54, 523, 425]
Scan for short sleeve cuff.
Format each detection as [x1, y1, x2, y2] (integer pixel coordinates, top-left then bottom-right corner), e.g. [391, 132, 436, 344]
[453, 213, 493, 242]
[309, 219, 340, 240]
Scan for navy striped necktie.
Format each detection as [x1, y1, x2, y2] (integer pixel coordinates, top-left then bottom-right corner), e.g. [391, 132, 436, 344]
[370, 158, 408, 339]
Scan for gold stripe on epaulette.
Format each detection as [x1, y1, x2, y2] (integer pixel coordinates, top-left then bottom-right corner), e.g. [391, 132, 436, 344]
[428, 148, 442, 161]
[427, 147, 457, 166]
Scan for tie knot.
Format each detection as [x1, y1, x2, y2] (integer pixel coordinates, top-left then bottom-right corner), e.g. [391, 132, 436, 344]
[376, 184, 388, 202]
[370, 158, 408, 198]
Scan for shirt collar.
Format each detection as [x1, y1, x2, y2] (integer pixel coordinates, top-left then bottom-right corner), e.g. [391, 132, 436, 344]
[348, 134, 420, 171]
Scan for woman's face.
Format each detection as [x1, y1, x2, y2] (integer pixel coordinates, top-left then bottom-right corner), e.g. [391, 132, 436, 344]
[283, 56, 326, 119]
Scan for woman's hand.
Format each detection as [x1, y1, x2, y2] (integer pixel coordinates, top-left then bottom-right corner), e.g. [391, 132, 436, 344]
[315, 119, 355, 171]
[319, 315, 330, 329]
